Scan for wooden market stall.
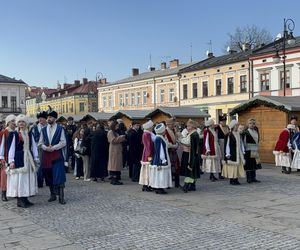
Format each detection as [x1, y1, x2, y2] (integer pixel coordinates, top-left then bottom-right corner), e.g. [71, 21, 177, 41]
[230, 95, 300, 163]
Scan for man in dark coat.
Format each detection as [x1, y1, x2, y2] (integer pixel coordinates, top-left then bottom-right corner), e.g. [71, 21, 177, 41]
[90, 124, 109, 181]
[66, 117, 77, 171]
[127, 121, 143, 182]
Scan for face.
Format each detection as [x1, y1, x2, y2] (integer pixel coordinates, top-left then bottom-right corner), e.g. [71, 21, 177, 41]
[238, 125, 245, 133]
[220, 120, 226, 126]
[248, 121, 256, 129]
[39, 117, 47, 125]
[186, 124, 193, 132]
[167, 123, 174, 130]
[47, 116, 56, 125]
[79, 129, 84, 136]
[291, 119, 298, 125]
[133, 124, 140, 130]
[8, 120, 16, 130]
[18, 120, 26, 129]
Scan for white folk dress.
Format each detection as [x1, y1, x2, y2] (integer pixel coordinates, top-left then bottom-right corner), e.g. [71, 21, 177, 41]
[6, 130, 39, 198]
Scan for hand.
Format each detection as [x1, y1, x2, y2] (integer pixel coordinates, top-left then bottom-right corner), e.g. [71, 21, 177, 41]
[147, 157, 152, 161]
[10, 162, 15, 169]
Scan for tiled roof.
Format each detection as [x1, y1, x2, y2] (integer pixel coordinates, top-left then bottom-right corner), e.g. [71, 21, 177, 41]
[0, 74, 26, 84]
[179, 50, 252, 73]
[103, 61, 199, 86]
[230, 95, 300, 115]
[251, 36, 300, 56]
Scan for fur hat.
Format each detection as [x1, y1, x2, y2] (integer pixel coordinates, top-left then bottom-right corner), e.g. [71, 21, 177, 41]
[142, 120, 154, 130]
[219, 114, 227, 122]
[287, 124, 296, 130]
[47, 110, 58, 119]
[16, 114, 28, 124]
[37, 111, 47, 119]
[154, 123, 166, 134]
[228, 120, 238, 129]
[205, 118, 215, 127]
[186, 119, 199, 128]
[5, 114, 16, 125]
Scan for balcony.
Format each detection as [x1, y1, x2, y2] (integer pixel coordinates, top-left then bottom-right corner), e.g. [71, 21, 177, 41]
[0, 107, 23, 113]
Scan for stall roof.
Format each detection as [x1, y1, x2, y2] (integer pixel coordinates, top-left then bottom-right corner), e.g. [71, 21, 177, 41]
[145, 106, 210, 118]
[230, 95, 300, 115]
[109, 109, 151, 120]
[81, 112, 114, 122]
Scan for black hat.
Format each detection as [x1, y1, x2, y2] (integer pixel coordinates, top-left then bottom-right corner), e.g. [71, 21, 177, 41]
[67, 116, 74, 121]
[219, 114, 227, 121]
[37, 111, 48, 119]
[290, 115, 298, 121]
[47, 110, 58, 119]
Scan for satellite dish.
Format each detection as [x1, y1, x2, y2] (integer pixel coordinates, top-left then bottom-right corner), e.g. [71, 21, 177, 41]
[227, 46, 231, 52]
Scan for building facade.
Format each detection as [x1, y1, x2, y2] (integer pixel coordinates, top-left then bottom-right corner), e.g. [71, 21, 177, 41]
[0, 74, 26, 120]
[26, 78, 98, 118]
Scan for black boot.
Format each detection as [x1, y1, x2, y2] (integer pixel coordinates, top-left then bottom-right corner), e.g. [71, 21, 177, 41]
[23, 197, 34, 206]
[230, 178, 234, 185]
[155, 188, 167, 194]
[48, 186, 57, 202]
[219, 173, 225, 180]
[246, 171, 252, 183]
[282, 166, 287, 174]
[58, 187, 66, 205]
[251, 171, 261, 183]
[1, 191, 8, 202]
[210, 173, 217, 182]
[17, 197, 29, 208]
[182, 183, 189, 193]
[188, 182, 196, 191]
[235, 178, 241, 185]
[142, 185, 152, 192]
[286, 167, 291, 174]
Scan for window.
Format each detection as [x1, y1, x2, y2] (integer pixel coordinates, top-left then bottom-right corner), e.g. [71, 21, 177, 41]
[216, 79, 222, 95]
[143, 91, 147, 104]
[240, 75, 247, 93]
[136, 92, 141, 105]
[108, 96, 112, 107]
[183, 84, 188, 99]
[260, 73, 270, 91]
[131, 93, 135, 106]
[227, 77, 234, 94]
[192, 82, 198, 98]
[79, 102, 84, 112]
[102, 96, 107, 108]
[202, 81, 208, 97]
[125, 93, 129, 106]
[11, 96, 17, 110]
[119, 94, 123, 106]
[169, 88, 174, 102]
[160, 89, 165, 103]
[280, 70, 290, 89]
[2, 96, 8, 108]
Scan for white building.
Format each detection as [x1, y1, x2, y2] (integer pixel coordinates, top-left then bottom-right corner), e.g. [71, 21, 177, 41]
[0, 74, 26, 120]
[251, 37, 300, 96]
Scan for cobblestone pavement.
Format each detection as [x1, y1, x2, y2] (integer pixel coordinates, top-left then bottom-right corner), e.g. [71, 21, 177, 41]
[1, 164, 300, 249]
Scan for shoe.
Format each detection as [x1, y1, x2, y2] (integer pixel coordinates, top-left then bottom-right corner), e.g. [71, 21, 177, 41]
[252, 179, 261, 183]
[48, 195, 57, 202]
[17, 198, 29, 208]
[182, 183, 189, 193]
[230, 179, 234, 185]
[219, 174, 225, 180]
[92, 178, 97, 182]
[23, 197, 34, 206]
[188, 183, 196, 191]
[84, 178, 91, 182]
[75, 177, 80, 180]
[111, 179, 123, 185]
[58, 187, 66, 205]
[1, 191, 8, 202]
[155, 189, 167, 194]
[210, 175, 218, 182]
[235, 179, 241, 185]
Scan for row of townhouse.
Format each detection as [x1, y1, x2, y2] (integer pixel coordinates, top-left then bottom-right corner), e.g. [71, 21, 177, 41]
[98, 37, 300, 121]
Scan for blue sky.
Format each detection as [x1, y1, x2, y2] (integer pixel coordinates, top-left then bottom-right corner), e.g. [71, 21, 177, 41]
[1, 0, 300, 87]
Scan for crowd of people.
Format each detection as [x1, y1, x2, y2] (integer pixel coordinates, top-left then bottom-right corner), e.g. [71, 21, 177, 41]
[2, 108, 300, 208]
[1, 108, 277, 208]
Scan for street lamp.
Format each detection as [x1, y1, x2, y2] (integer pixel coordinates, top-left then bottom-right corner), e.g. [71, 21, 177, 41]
[96, 72, 104, 83]
[273, 18, 296, 96]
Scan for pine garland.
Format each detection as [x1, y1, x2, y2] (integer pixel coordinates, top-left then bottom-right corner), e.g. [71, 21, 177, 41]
[230, 99, 290, 115]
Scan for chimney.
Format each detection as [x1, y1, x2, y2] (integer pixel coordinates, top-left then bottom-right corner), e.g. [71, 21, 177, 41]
[242, 43, 251, 51]
[207, 52, 214, 58]
[150, 67, 155, 71]
[99, 78, 107, 85]
[161, 62, 167, 70]
[170, 59, 179, 69]
[132, 68, 139, 76]
[83, 78, 88, 84]
[74, 80, 80, 86]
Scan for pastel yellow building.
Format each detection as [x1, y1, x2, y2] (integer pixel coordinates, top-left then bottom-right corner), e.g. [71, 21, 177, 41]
[26, 78, 98, 118]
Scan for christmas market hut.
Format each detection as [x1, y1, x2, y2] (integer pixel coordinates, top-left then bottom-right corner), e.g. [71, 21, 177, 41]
[230, 95, 300, 163]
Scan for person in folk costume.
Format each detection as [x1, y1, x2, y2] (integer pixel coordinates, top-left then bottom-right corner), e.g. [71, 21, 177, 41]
[30, 111, 48, 188]
[0, 115, 17, 202]
[5, 115, 39, 208]
[107, 120, 126, 185]
[215, 114, 229, 180]
[139, 120, 155, 192]
[165, 118, 180, 188]
[180, 119, 201, 193]
[202, 118, 222, 181]
[289, 130, 300, 170]
[149, 123, 172, 194]
[222, 120, 245, 185]
[243, 118, 262, 183]
[38, 110, 67, 204]
[273, 124, 295, 174]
